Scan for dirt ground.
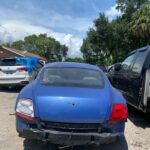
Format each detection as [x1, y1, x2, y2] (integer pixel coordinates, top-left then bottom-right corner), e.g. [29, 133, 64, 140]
[0, 88, 150, 150]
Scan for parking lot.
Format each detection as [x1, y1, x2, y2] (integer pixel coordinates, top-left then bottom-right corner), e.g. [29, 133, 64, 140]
[0, 88, 149, 150]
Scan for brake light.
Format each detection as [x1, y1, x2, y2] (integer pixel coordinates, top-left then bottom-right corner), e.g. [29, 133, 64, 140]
[17, 67, 27, 71]
[16, 112, 35, 121]
[109, 104, 128, 124]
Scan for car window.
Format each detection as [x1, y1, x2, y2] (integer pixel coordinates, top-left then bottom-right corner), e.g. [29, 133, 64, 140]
[0, 59, 22, 66]
[132, 50, 149, 74]
[41, 67, 105, 88]
[121, 53, 136, 71]
[17, 59, 27, 66]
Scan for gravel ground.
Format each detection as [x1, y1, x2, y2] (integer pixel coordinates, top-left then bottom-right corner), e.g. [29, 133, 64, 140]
[0, 88, 150, 150]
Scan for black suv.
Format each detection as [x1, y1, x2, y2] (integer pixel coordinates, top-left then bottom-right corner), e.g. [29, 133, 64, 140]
[108, 46, 150, 113]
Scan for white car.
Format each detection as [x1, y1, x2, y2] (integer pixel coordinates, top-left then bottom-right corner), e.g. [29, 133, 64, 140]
[0, 57, 43, 87]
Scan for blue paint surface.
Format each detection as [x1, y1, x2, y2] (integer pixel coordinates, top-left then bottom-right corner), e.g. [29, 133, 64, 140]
[16, 62, 126, 133]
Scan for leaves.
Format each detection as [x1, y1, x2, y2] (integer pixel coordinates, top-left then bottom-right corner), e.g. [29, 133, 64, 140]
[81, 13, 114, 65]
[11, 34, 68, 61]
[129, 3, 150, 37]
[65, 57, 84, 63]
[81, 0, 150, 65]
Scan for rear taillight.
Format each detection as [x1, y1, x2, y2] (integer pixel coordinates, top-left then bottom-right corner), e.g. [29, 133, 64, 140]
[109, 104, 128, 124]
[17, 67, 27, 71]
[16, 112, 35, 121]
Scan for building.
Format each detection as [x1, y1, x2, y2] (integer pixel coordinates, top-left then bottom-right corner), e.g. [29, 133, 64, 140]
[0, 46, 47, 63]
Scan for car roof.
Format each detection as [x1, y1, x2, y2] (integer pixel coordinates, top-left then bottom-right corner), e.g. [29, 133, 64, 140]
[44, 62, 100, 71]
[128, 46, 150, 55]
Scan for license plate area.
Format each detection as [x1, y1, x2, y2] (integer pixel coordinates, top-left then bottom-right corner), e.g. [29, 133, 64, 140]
[2, 70, 16, 74]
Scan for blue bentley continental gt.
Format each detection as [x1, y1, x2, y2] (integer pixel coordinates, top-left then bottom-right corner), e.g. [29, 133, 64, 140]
[15, 62, 127, 146]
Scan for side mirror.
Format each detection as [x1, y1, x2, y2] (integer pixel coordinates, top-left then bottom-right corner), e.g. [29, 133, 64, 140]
[114, 63, 122, 71]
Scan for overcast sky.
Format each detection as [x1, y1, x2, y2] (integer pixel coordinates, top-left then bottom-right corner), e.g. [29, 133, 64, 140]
[0, 0, 121, 58]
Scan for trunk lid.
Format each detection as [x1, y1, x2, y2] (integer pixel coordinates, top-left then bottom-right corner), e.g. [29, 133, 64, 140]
[34, 84, 112, 123]
[0, 66, 28, 78]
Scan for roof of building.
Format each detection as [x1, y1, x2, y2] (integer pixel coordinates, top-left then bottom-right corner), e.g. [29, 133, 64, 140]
[1, 46, 47, 60]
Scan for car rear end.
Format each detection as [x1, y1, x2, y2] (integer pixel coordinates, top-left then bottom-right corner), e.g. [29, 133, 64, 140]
[16, 98, 127, 146]
[0, 58, 30, 87]
[15, 63, 127, 146]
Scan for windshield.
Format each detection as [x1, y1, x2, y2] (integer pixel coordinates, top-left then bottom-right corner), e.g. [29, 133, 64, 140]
[41, 67, 105, 88]
[0, 59, 22, 66]
[0, 58, 28, 66]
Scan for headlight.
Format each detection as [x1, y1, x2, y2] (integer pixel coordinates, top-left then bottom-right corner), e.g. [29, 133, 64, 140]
[16, 99, 35, 121]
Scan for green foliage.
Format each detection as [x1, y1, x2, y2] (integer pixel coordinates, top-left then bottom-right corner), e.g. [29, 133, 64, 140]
[129, 3, 150, 38]
[81, 13, 114, 65]
[65, 57, 84, 63]
[116, 0, 149, 15]
[11, 34, 68, 61]
[81, 0, 150, 65]
[11, 40, 24, 50]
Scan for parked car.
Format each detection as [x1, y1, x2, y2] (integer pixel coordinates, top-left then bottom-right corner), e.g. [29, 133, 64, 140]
[15, 62, 127, 146]
[108, 46, 150, 113]
[0, 57, 43, 87]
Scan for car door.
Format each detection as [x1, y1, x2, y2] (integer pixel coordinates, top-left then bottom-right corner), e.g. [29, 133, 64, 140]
[129, 49, 150, 106]
[112, 52, 138, 105]
[107, 65, 116, 85]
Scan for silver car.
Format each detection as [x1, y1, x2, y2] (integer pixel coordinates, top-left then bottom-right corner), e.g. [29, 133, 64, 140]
[0, 58, 43, 87]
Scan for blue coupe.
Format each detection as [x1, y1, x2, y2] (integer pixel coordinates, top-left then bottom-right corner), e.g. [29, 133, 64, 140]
[15, 62, 127, 146]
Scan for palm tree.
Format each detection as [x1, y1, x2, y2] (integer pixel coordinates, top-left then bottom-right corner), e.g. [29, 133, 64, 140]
[130, 3, 150, 38]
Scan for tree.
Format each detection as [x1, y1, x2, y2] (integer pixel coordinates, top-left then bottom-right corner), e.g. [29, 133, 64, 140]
[81, 13, 114, 65]
[65, 57, 84, 63]
[115, 0, 150, 55]
[116, 0, 149, 14]
[11, 34, 68, 61]
[129, 3, 150, 40]
[81, 0, 150, 65]
[10, 40, 24, 50]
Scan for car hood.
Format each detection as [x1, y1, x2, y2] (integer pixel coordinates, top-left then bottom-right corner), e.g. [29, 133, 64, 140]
[34, 83, 113, 123]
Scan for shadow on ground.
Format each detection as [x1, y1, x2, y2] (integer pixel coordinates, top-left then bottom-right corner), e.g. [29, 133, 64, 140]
[0, 86, 22, 93]
[24, 136, 128, 150]
[128, 105, 150, 128]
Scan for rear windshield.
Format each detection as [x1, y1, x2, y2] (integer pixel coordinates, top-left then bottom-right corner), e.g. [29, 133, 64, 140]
[0, 59, 25, 66]
[41, 67, 105, 88]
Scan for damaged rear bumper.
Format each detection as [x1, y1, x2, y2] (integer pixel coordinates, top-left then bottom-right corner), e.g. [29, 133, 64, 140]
[20, 128, 123, 145]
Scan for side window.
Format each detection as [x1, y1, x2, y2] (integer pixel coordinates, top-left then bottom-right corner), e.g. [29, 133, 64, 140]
[132, 50, 148, 74]
[121, 53, 136, 71]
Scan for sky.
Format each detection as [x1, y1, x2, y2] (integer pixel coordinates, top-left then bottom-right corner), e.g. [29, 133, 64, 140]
[0, 0, 121, 58]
